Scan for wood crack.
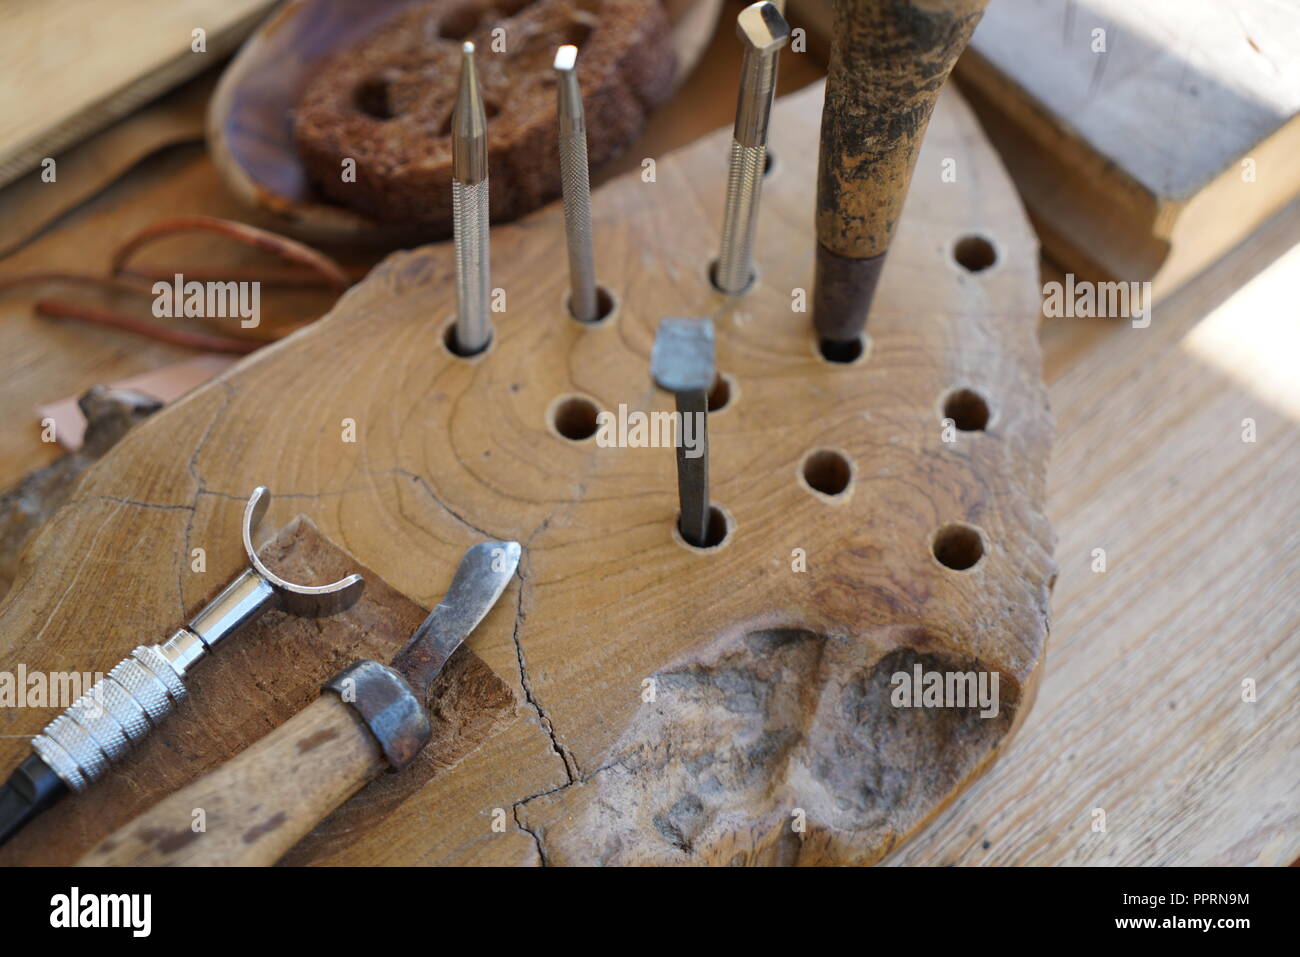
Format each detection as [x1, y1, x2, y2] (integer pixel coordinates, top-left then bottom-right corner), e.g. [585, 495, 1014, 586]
[512, 805, 549, 866]
[510, 557, 578, 785]
[383, 468, 498, 539]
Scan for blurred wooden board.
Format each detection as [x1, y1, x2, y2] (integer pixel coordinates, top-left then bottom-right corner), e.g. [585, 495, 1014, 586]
[954, 0, 1300, 296]
[0, 0, 275, 190]
[0, 74, 211, 259]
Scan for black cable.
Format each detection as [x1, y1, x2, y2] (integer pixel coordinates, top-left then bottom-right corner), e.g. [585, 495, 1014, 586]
[0, 753, 68, 846]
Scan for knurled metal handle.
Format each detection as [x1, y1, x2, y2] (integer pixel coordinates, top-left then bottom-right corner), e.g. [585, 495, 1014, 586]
[715, 139, 767, 295]
[31, 645, 188, 793]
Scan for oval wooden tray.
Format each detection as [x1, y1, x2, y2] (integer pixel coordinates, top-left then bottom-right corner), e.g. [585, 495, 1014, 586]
[208, 0, 723, 245]
[0, 81, 1053, 866]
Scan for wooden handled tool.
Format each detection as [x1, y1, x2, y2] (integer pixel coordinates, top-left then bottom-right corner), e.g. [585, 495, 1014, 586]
[813, 0, 989, 344]
[0, 487, 364, 847]
[81, 696, 384, 866]
[80, 540, 521, 866]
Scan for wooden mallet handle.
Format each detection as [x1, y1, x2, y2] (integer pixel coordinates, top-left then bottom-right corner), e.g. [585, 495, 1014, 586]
[79, 695, 385, 866]
[813, 0, 989, 343]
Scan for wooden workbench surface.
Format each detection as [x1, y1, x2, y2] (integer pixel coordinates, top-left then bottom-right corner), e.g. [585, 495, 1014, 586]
[0, 5, 1295, 865]
[891, 205, 1300, 865]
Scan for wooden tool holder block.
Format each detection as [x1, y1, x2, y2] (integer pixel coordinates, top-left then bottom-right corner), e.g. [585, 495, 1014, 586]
[0, 81, 1053, 865]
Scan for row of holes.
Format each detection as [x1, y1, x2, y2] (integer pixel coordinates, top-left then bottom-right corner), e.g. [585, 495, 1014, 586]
[668, 504, 982, 570]
[549, 396, 990, 568]
[552, 386, 991, 440]
[666, 506, 984, 569]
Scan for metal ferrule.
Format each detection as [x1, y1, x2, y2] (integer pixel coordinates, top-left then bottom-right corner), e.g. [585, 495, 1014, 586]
[187, 567, 276, 652]
[324, 660, 431, 771]
[158, 627, 208, 676]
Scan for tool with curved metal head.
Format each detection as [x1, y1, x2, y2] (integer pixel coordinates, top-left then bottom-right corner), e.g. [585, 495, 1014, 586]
[81, 540, 521, 866]
[0, 487, 364, 846]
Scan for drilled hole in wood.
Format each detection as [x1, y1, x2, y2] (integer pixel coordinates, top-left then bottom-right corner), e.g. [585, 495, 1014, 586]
[802, 449, 852, 497]
[677, 505, 730, 551]
[566, 285, 617, 324]
[551, 395, 600, 441]
[443, 322, 492, 358]
[953, 235, 997, 273]
[933, 523, 984, 571]
[708, 259, 755, 295]
[763, 150, 775, 176]
[943, 388, 990, 431]
[707, 373, 732, 412]
[818, 335, 865, 364]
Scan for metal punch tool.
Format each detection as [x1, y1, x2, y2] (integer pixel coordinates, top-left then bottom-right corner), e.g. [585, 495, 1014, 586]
[0, 486, 364, 844]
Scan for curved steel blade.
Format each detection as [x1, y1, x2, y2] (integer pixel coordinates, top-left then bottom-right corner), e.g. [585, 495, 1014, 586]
[390, 541, 521, 697]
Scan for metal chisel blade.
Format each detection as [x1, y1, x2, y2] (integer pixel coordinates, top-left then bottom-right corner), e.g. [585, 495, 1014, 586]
[389, 540, 521, 697]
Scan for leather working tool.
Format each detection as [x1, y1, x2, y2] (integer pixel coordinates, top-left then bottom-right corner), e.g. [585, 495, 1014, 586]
[80, 540, 520, 865]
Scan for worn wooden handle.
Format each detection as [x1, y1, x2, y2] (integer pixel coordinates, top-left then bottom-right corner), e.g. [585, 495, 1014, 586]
[815, 0, 989, 259]
[78, 695, 385, 866]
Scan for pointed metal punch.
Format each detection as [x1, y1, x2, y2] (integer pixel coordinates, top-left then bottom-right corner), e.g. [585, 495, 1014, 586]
[452, 41, 493, 355]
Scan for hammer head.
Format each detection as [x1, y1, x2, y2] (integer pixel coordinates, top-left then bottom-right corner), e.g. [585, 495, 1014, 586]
[651, 318, 716, 394]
